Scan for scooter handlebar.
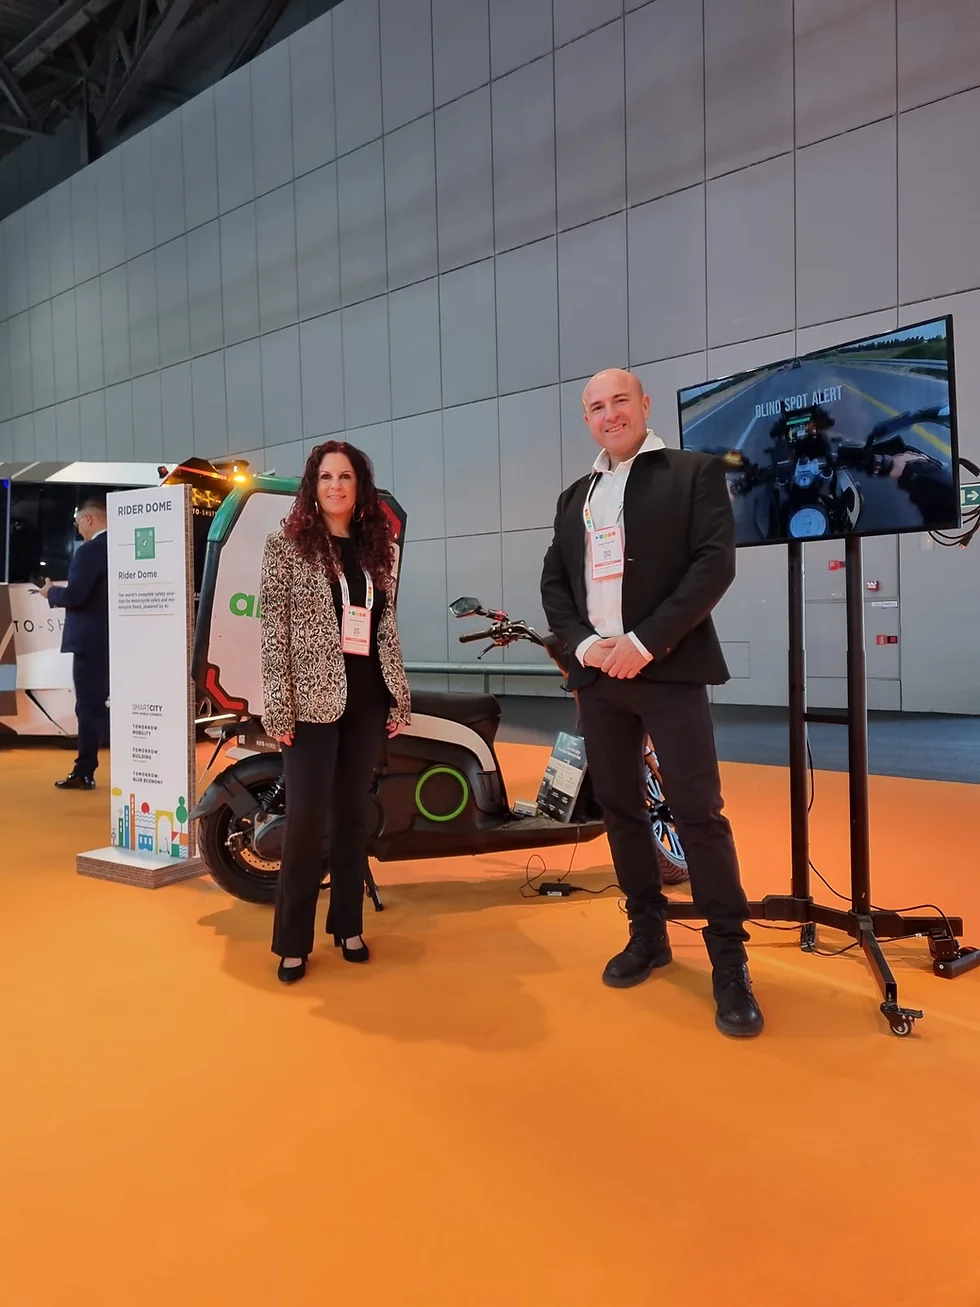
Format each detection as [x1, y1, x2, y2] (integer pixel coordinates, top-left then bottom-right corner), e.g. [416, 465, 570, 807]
[458, 629, 496, 643]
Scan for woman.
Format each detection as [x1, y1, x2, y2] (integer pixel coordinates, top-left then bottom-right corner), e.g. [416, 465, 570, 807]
[259, 440, 411, 984]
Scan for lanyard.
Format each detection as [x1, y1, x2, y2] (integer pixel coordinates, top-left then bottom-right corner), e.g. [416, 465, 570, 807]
[338, 568, 374, 611]
[582, 472, 626, 534]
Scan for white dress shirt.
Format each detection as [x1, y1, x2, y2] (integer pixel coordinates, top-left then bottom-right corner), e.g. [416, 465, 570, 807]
[575, 428, 666, 666]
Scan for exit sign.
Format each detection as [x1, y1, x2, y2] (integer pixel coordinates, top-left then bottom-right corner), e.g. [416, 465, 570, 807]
[962, 484, 980, 509]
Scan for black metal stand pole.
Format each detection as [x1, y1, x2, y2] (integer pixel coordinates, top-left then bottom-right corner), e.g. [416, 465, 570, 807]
[787, 540, 812, 907]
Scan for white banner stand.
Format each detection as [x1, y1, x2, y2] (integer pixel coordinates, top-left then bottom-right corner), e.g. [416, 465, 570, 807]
[77, 484, 205, 889]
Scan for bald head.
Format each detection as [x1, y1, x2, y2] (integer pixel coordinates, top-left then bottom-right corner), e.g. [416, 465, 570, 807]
[582, 368, 643, 406]
[581, 368, 651, 467]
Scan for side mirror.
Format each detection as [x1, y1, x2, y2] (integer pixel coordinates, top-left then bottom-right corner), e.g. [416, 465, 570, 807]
[449, 596, 482, 619]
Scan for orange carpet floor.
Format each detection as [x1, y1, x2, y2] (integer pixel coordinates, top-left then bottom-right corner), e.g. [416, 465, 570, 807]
[1, 741, 979, 1307]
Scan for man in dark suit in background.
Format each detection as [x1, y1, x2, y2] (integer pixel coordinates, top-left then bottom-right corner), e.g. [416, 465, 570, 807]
[41, 495, 110, 791]
[540, 368, 763, 1038]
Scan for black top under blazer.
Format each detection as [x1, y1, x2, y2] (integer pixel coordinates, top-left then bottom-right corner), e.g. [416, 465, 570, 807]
[540, 448, 736, 690]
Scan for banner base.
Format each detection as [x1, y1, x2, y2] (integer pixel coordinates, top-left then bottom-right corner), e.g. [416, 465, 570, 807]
[77, 847, 205, 889]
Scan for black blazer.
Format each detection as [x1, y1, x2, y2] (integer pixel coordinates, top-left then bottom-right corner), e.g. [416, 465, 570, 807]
[47, 532, 109, 659]
[540, 448, 735, 689]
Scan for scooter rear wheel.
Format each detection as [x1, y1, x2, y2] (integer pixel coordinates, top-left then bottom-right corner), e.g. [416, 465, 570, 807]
[199, 775, 289, 905]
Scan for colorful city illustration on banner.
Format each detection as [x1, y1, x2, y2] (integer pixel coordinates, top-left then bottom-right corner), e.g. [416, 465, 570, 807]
[110, 789, 190, 859]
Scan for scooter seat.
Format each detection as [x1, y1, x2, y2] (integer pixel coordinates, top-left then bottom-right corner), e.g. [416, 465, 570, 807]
[410, 690, 501, 732]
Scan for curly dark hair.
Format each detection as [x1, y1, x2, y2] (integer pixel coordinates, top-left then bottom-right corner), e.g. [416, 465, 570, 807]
[282, 440, 395, 585]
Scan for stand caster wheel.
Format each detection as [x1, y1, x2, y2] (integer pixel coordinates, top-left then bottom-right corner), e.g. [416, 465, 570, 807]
[881, 1002, 923, 1037]
[800, 923, 817, 953]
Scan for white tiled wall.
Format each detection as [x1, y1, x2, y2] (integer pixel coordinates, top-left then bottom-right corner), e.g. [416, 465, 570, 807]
[2, 0, 980, 712]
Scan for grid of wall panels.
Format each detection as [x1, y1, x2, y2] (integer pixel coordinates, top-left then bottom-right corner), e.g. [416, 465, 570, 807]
[2, 0, 980, 710]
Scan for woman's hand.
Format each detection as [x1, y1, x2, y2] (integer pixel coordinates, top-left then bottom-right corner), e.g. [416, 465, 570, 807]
[273, 731, 294, 747]
[387, 721, 406, 738]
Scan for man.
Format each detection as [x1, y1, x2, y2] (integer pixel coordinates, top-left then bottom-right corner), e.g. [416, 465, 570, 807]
[540, 368, 763, 1038]
[41, 495, 110, 791]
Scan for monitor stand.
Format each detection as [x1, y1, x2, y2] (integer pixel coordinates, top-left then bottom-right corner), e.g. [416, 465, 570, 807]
[665, 534, 980, 1036]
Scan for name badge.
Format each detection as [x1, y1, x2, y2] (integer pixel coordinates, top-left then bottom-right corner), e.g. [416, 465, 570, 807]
[590, 525, 624, 580]
[338, 564, 374, 657]
[341, 605, 371, 656]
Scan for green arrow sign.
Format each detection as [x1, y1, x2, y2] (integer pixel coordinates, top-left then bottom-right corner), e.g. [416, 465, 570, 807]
[962, 484, 980, 509]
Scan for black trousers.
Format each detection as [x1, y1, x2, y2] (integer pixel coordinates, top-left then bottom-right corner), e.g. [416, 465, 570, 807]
[73, 651, 109, 779]
[577, 675, 750, 968]
[272, 689, 389, 959]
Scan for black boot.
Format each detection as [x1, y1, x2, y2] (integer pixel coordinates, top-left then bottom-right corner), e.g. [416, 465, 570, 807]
[712, 961, 764, 1038]
[602, 919, 672, 989]
[55, 771, 95, 790]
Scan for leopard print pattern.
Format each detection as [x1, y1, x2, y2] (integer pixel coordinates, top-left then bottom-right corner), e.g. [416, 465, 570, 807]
[258, 528, 412, 739]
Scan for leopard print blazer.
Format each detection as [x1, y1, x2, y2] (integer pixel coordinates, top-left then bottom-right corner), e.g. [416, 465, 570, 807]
[258, 528, 412, 739]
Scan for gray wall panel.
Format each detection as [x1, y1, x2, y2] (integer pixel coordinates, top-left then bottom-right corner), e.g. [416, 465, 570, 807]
[9, 313, 32, 416]
[628, 187, 707, 365]
[29, 301, 55, 411]
[71, 169, 100, 285]
[50, 291, 77, 402]
[380, 0, 434, 132]
[47, 183, 75, 298]
[256, 185, 299, 334]
[492, 58, 556, 253]
[79, 390, 107, 458]
[151, 115, 186, 247]
[626, 0, 705, 205]
[558, 214, 628, 382]
[443, 397, 500, 536]
[296, 164, 341, 321]
[26, 197, 51, 308]
[161, 361, 193, 458]
[251, 41, 294, 199]
[74, 279, 104, 395]
[495, 238, 559, 394]
[3, 210, 28, 317]
[0, 322, 9, 421]
[291, 14, 336, 177]
[33, 406, 57, 459]
[490, 0, 552, 78]
[389, 278, 442, 419]
[220, 205, 260, 347]
[105, 380, 134, 460]
[181, 90, 220, 231]
[95, 150, 126, 273]
[127, 252, 161, 378]
[333, 0, 383, 155]
[393, 410, 444, 540]
[156, 238, 191, 368]
[122, 135, 156, 260]
[435, 88, 494, 272]
[555, 22, 626, 232]
[338, 142, 388, 306]
[100, 265, 131, 387]
[55, 398, 82, 460]
[133, 371, 164, 461]
[499, 386, 561, 532]
[225, 338, 265, 453]
[191, 350, 229, 452]
[432, 0, 490, 106]
[384, 117, 438, 291]
[342, 296, 391, 427]
[300, 312, 346, 439]
[261, 325, 303, 446]
[215, 68, 256, 214]
[439, 259, 497, 408]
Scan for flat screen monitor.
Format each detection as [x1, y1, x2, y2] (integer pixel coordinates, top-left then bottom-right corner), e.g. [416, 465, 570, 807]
[676, 315, 960, 546]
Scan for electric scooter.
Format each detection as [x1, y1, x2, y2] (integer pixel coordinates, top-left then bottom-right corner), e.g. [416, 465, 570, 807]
[190, 597, 688, 905]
